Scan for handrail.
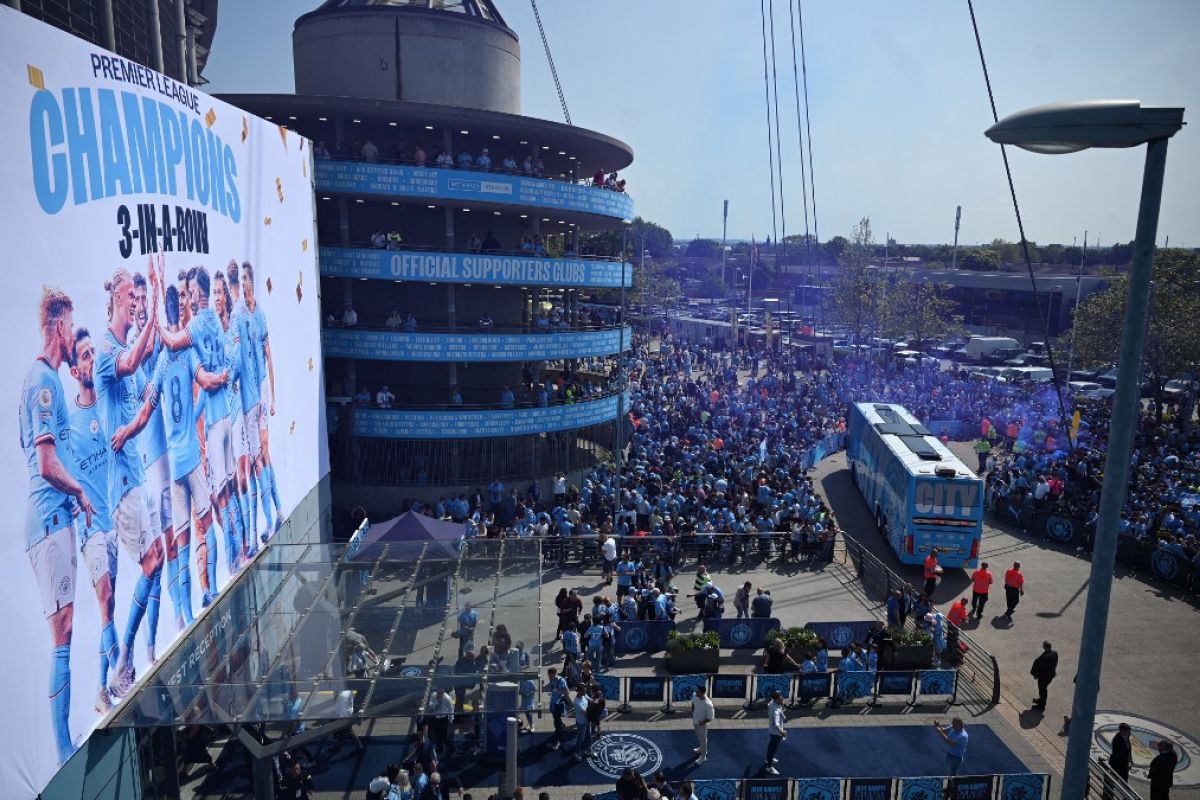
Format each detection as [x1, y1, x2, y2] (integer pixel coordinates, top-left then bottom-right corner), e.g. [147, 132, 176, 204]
[837, 529, 1002, 707]
[315, 153, 630, 195]
[1086, 757, 1142, 800]
[327, 386, 625, 413]
[322, 321, 625, 335]
[329, 241, 627, 263]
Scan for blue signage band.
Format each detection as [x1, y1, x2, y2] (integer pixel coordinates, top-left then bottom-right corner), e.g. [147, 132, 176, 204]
[320, 247, 633, 289]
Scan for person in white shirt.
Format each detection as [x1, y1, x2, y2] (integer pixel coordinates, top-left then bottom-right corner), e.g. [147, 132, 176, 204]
[342, 302, 358, 327]
[691, 684, 715, 764]
[362, 138, 379, 162]
[426, 687, 455, 756]
[764, 690, 786, 774]
[376, 386, 395, 408]
[601, 536, 618, 585]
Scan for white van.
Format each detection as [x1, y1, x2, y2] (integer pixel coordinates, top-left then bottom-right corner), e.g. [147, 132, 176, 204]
[964, 336, 1022, 362]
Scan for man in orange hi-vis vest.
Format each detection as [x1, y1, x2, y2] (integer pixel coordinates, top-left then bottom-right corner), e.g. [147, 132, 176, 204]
[923, 548, 941, 598]
[1003, 562, 1025, 617]
[970, 562, 994, 619]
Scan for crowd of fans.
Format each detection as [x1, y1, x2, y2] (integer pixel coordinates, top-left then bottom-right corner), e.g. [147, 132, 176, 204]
[985, 395, 1200, 579]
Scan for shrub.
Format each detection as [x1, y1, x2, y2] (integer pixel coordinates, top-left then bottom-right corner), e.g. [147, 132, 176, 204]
[666, 629, 721, 653]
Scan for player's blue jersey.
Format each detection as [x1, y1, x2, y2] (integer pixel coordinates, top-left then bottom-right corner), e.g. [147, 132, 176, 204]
[68, 399, 114, 537]
[148, 346, 204, 480]
[95, 328, 145, 502]
[137, 339, 168, 467]
[222, 324, 243, 419]
[233, 298, 261, 410]
[245, 303, 269, 400]
[185, 306, 229, 423]
[20, 357, 75, 545]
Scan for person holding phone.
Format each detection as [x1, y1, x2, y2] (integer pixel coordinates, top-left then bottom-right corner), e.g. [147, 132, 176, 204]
[934, 718, 969, 778]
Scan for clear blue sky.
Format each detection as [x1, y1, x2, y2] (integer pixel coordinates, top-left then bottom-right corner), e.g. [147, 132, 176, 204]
[204, 0, 1199, 248]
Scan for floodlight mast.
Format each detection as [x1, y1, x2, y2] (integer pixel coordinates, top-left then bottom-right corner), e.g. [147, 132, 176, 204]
[986, 99, 1183, 800]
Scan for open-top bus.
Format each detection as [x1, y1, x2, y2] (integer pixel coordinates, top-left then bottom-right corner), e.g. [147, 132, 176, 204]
[847, 402, 983, 568]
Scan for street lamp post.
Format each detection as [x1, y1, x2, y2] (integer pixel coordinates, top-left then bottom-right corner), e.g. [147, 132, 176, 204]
[986, 99, 1184, 800]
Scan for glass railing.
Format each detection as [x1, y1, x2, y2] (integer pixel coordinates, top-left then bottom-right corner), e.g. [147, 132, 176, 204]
[314, 158, 635, 219]
[321, 325, 631, 362]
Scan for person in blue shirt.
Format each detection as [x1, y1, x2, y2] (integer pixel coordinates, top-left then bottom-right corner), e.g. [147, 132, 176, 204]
[615, 555, 639, 598]
[585, 619, 605, 668]
[67, 328, 123, 715]
[457, 602, 478, 659]
[934, 718, 969, 777]
[562, 622, 581, 661]
[21, 287, 95, 765]
[499, 385, 515, 409]
[97, 267, 163, 694]
[815, 641, 829, 672]
[547, 667, 569, 750]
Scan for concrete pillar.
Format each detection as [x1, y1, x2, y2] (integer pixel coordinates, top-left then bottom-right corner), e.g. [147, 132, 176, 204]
[338, 197, 351, 246]
[174, 0, 187, 82]
[146, 0, 164, 72]
[252, 754, 276, 800]
[100, 0, 115, 51]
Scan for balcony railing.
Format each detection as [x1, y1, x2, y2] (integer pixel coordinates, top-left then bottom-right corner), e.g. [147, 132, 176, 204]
[314, 158, 634, 220]
[327, 389, 626, 439]
[322, 325, 631, 362]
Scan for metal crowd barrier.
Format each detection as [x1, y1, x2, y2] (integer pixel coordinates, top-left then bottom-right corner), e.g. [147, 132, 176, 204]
[838, 531, 1003, 707]
[587, 670, 961, 716]
[590, 772, 1052, 800]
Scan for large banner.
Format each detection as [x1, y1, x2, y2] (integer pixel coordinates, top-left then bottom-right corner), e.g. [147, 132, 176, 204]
[350, 392, 624, 438]
[0, 9, 327, 796]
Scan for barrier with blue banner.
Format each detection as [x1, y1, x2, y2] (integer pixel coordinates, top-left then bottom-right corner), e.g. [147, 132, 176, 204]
[800, 433, 845, 470]
[323, 327, 631, 362]
[875, 671, 915, 698]
[710, 674, 749, 699]
[796, 672, 833, 702]
[916, 669, 957, 702]
[834, 672, 874, 702]
[319, 246, 633, 288]
[794, 778, 841, 800]
[951, 774, 995, 800]
[926, 420, 970, 440]
[804, 621, 879, 649]
[846, 777, 891, 800]
[626, 677, 665, 704]
[314, 160, 636, 219]
[596, 674, 621, 702]
[754, 674, 793, 701]
[615, 620, 675, 654]
[704, 617, 782, 649]
[741, 778, 790, 800]
[350, 393, 623, 438]
[991, 499, 1199, 593]
[598, 776, 1048, 800]
[671, 674, 708, 703]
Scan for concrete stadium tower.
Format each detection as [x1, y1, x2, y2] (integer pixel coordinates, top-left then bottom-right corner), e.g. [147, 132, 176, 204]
[222, 0, 635, 522]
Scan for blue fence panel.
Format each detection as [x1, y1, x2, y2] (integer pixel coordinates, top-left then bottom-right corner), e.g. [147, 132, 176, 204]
[794, 778, 842, 800]
[846, 778, 892, 800]
[951, 775, 995, 800]
[671, 674, 708, 702]
[704, 618, 782, 649]
[710, 675, 750, 699]
[627, 676, 665, 703]
[596, 674, 621, 702]
[1000, 774, 1048, 800]
[917, 669, 957, 698]
[875, 671, 915, 697]
[835, 672, 874, 701]
[804, 621, 879, 649]
[755, 674, 793, 700]
[615, 621, 675, 654]
[741, 778, 790, 800]
[898, 777, 943, 799]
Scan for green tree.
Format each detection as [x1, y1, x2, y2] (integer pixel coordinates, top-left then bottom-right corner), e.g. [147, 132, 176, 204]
[959, 248, 1001, 271]
[830, 218, 878, 344]
[631, 259, 682, 307]
[579, 216, 674, 260]
[697, 266, 726, 298]
[1069, 249, 1200, 418]
[881, 274, 964, 350]
[685, 238, 721, 259]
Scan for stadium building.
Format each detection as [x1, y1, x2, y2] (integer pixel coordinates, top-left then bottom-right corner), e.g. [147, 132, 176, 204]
[222, 0, 636, 519]
[11, 0, 217, 85]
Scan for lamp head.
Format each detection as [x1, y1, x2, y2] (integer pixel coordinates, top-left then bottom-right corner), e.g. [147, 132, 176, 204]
[985, 100, 1184, 153]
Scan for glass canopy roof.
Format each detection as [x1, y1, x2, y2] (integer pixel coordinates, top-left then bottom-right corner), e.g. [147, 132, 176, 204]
[108, 537, 543, 728]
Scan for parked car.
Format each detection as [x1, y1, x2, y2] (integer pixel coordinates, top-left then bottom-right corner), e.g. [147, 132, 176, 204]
[1162, 377, 1197, 402]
